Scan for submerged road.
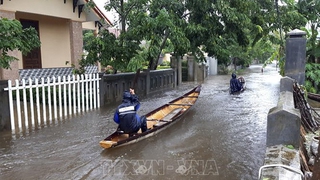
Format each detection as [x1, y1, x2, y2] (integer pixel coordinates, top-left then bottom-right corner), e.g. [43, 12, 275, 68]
[0, 63, 281, 180]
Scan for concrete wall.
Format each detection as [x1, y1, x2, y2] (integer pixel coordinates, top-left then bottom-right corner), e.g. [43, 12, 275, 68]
[186, 55, 208, 81]
[260, 30, 307, 179]
[266, 91, 300, 148]
[207, 56, 217, 75]
[260, 76, 302, 180]
[99, 69, 176, 106]
[0, 80, 11, 130]
[285, 29, 306, 85]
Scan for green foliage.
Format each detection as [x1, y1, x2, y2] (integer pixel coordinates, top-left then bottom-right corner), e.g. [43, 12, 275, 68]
[305, 63, 320, 93]
[71, 58, 88, 75]
[285, 144, 295, 149]
[181, 60, 188, 67]
[79, 28, 142, 73]
[250, 38, 274, 64]
[81, 0, 191, 71]
[160, 60, 170, 66]
[81, 0, 311, 76]
[126, 49, 148, 72]
[264, 43, 285, 76]
[297, 0, 320, 64]
[0, 18, 41, 69]
[89, 0, 247, 68]
[157, 66, 170, 70]
[162, 39, 174, 54]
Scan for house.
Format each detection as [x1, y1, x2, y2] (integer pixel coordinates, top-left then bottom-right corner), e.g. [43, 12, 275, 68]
[0, 0, 112, 82]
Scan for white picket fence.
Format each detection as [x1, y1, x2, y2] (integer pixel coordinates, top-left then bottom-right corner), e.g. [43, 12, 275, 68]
[4, 73, 101, 131]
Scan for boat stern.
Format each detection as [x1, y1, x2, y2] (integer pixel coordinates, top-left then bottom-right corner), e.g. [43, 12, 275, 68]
[99, 140, 117, 149]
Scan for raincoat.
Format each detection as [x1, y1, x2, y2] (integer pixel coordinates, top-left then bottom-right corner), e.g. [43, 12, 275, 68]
[230, 73, 243, 94]
[113, 91, 147, 133]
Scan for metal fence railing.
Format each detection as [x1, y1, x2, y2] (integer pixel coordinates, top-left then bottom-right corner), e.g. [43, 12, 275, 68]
[4, 73, 101, 131]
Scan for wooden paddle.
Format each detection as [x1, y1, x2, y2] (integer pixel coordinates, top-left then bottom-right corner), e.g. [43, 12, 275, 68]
[130, 68, 141, 90]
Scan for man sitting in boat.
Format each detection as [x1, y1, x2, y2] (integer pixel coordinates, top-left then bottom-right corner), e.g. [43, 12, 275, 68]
[113, 88, 148, 134]
[230, 73, 243, 94]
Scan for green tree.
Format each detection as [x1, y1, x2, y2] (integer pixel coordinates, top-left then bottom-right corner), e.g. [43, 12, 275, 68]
[81, 0, 190, 72]
[0, 18, 41, 69]
[297, 0, 320, 63]
[305, 63, 320, 93]
[294, 0, 320, 92]
[82, 0, 308, 75]
[80, 0, 145, 73]
[80, 28, 141, 73]
[84, 0, 272, 72]
[107, 0, 190, 70]
[259, 0, 307, 76]
[184, 0, 277, 68]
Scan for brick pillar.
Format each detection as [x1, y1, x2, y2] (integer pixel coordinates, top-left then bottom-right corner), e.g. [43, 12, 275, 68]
[0, 10, 20, 82]
[69, 21, 83, 68]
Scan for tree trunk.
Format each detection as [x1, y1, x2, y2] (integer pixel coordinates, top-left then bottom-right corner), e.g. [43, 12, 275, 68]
[149, 30, 170, 70]
[120, 0, 126, 32]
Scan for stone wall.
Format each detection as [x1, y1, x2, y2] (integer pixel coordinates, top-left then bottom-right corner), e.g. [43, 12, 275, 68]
[260, 29, 307, 179]
[260, 77, 302, 180]
[99, 69, 176, 106]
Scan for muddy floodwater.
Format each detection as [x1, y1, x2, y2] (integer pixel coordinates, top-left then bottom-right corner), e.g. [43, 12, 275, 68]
[0, 63, 281, 180]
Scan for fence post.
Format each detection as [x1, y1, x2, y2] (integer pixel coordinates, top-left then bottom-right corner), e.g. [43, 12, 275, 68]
[0, 80, 11, 131]
[170, 55, 178, 87]
[187, 55, 196, 81]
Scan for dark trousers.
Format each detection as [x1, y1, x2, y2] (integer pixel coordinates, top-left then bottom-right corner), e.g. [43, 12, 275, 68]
[118, 116, 148, 134]
[139, 115, 148, 133]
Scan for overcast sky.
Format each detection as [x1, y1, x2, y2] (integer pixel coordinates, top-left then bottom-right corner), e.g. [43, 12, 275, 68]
[94, 0, 117, 24]
[94, 0, 107, 12]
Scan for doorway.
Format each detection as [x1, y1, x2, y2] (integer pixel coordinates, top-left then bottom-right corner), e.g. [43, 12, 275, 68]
[20, 19, 42, 69]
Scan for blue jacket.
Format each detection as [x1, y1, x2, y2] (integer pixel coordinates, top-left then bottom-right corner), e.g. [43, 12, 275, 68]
[230, 73, 242, 93]
[113, 91, 141, 133]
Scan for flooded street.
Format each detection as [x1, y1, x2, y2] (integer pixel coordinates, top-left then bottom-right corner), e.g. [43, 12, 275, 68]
[0, 63, 281, 180]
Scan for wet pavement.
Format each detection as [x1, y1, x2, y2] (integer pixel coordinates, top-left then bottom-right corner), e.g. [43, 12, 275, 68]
[0, 63, 281, 180]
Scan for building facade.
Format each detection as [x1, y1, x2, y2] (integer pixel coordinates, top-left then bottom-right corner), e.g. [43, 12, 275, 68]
[0, 0, 112, 81]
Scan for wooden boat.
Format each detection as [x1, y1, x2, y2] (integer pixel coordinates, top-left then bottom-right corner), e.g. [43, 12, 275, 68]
[99, 85, 202, 149]
[307, 92, 320, 108]
[230, 76, 246, 95]
[239, 77, 246, 91]
[308, 93, 320, 102]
